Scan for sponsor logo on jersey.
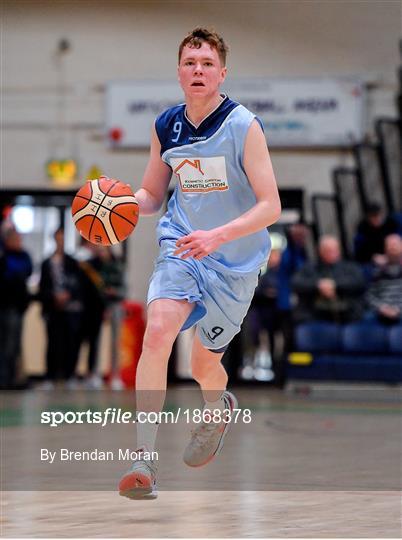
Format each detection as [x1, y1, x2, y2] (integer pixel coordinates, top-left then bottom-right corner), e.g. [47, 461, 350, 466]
[172, 157, 228, 193]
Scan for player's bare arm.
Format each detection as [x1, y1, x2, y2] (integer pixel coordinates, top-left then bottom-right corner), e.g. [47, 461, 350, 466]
[174, 119, 281, 259]
[134, 125, 172, 215]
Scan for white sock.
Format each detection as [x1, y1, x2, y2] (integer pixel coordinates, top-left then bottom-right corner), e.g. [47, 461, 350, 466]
[136, 420, 159, 453]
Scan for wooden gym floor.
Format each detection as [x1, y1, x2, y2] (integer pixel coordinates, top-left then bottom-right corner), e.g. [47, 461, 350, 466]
[1, 385, 401, 537]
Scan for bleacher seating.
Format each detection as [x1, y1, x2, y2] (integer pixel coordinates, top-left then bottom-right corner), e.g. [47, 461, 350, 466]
[332, 167, 363, 258]
[287, 321, 402, 382]
[376, 119, 401, 213]
[295, 322, 340, 352]
[297, 105, 401, 384]
[342, 321, 389, 353]
[311, 194, 345, 253]
[284, 61, 401, 385]
[354, 143, 388, 211]
[389, 324, 402, 353]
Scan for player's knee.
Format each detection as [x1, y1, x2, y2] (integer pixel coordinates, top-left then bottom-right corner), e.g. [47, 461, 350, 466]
[143, 319, 176, 353]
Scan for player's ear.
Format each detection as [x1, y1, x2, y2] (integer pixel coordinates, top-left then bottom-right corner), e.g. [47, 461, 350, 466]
[220, 66, 227, 83]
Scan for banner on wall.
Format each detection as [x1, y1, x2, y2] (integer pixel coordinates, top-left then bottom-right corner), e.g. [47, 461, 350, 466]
[106, 77, 365, 148]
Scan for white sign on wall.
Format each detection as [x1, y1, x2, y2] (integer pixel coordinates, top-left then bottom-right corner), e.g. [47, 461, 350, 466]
[106, 77, 365, 148]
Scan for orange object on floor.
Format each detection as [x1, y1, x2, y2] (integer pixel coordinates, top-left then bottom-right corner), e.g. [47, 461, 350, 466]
[119, 301, 145, 388]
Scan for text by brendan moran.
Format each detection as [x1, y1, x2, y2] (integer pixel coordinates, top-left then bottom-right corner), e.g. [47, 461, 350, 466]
[40, 448, 159, 464]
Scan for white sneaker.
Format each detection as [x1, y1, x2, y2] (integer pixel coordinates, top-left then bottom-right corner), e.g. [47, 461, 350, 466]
[36, 380, 55, 391]
[119, 449, 157, 500]
[183, 391, 238, 467]
[65, 378, 80, 390]
[110, 377, 124, 391]
[254, 348, 272, 369]
[85, 374, 103, 390]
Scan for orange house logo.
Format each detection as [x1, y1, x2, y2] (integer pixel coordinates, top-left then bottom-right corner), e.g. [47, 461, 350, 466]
[172, 157, 229, 193]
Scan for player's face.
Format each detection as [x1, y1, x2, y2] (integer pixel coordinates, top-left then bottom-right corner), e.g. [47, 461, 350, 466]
[178, 42, 227, 99]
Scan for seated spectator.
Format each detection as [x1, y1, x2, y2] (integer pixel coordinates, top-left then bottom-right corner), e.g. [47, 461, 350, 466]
[0, 228, 32, 389]
[366, 234, 402, 324]
[292, 235, 366, 323]
[354, 202, 399, 264]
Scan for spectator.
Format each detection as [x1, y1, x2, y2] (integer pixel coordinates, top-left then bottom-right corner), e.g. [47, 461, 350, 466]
[354, 202, 399, 264]
[366, 234, 402, 324]
[79, 249, 107, 390]
[96, 247, 126, 390]
[292, 235, 366, 323]
[277, 222, 309, 354]
[38, 228, 86, 389]
[243, 249, 281, 380]
[277, 222, 309, 312]
[79, 245, 125, 390]
[0, 228, 32, 389]
[75, 235, 97, 262]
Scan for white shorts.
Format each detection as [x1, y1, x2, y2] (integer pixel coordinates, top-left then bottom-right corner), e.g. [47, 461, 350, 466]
[147, 239, 260, 350]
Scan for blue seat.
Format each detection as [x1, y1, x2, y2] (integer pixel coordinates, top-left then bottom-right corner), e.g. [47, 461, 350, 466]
[389, 325, 402, 353]
[295, 322, 341, 352]
[287, 355, 336, 379]
[342, 322, 389, 353]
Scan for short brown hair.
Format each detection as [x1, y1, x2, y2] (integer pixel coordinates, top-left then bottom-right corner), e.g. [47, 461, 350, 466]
[178, 27, 229, 66]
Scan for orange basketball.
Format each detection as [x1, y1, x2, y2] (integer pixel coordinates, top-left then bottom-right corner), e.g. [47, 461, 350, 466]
[71, 176, 139, 245]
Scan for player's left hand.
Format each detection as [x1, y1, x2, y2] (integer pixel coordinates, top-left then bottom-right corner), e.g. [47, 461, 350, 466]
[174, 230, 222, 260]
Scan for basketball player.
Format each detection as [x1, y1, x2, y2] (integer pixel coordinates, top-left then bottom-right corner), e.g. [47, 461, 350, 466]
[119, 27, 281, 500]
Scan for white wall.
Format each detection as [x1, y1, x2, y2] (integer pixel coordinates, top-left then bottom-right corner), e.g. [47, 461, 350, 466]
[2, 0, 401, 301]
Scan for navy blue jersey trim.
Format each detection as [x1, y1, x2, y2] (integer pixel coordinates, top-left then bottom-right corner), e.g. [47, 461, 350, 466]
[155, 96, 240, 156]
[255, 116, 264, 132]
[183, 94, 229, 131]
[208, 344, 229, 353]
[154, 103, 184, 148]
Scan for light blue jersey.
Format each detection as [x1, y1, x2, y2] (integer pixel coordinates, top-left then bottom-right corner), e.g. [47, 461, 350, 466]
[155, 94, 271, 274]
[148, 95, 272, 349]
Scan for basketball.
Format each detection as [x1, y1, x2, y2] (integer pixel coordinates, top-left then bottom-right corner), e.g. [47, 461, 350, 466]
[71, 176, 139, 245]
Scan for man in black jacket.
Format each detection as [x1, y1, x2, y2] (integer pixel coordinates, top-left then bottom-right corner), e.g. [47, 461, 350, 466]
[292, 236, 366, 323]
[0, 228, 32, 388]
[39, 228, 86, 387]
